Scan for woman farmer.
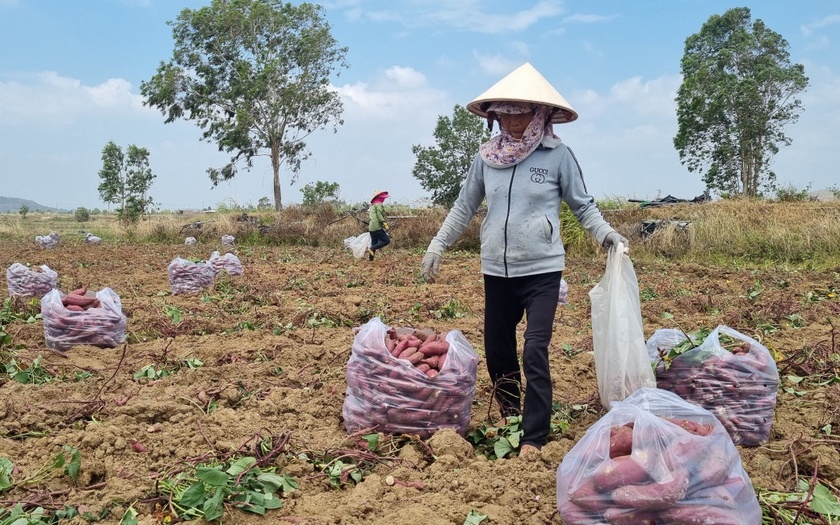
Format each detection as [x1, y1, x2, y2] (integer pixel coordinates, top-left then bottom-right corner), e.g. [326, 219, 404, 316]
[420, 63, 628, 455]
[367, 190, 391, 261]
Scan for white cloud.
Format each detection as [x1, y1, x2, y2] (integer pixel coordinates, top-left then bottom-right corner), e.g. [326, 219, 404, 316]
[334, 0, 565, 34]
[333, 66, 448, 120]
[0, 71, 147, 124]
[571, 75, 680, 120]
[473, 53, 524, 77]
[801, 14, 840, 36]
[562, 13, 615, 24]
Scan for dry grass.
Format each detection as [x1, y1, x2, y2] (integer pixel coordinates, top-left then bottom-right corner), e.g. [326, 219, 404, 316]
[2, 199, 839, 268]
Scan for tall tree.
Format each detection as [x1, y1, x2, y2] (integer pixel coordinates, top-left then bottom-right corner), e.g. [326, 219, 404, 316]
[411, 105, 491, 208]
[97, 141, 156, 224]
[140, 1, 348, 211]
[674, 7, 808, 197]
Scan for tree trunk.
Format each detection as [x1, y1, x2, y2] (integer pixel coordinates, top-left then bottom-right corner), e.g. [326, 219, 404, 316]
[272, 141, 283, 211]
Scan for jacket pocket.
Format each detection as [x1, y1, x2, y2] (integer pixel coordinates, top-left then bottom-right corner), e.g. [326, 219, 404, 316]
[542, 215, 555, 243]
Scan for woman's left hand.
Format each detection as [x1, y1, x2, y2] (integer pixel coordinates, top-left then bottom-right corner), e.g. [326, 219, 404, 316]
[603, 232, 629, 252]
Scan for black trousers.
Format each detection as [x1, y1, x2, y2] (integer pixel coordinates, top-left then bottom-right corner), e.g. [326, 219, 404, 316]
[370, 229, 390, 251]
[484, 271, 562, 448]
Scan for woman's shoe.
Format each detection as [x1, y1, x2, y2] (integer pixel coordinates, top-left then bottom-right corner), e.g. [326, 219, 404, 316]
[519, 444, 541, 457]
[367, 248, 375, 261]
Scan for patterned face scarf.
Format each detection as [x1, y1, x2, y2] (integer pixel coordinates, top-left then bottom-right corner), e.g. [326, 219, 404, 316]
[479, 102, 559, 168]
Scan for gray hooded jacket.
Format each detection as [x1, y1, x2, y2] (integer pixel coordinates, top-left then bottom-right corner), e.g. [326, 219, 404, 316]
[427, 136, 616, 278]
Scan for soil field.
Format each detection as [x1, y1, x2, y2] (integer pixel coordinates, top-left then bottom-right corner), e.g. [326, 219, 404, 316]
[1, 242, 839, 524]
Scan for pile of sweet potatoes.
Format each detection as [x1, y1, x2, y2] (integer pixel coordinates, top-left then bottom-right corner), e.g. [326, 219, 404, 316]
[41, 287, 127, 351]
[6, 263, 57, 299]
[167, 257, 215, 295]
[343, 318, 478, 438]
[557, 387, 762, 524]
[208, 251, 244, 276]
[648, 326, 779, 446]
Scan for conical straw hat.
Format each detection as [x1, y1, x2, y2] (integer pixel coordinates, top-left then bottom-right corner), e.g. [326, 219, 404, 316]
[467, 63, 578, 124]
[371, 190, 389, 202]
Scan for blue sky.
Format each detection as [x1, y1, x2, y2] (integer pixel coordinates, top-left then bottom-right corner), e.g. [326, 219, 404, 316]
[1, 0, 838, 211]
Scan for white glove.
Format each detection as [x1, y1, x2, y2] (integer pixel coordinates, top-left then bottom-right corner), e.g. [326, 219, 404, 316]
[603, 231, 629, 252]
[421, 252, 442, 283]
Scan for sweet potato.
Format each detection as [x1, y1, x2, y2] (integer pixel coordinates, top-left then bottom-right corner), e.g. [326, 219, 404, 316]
[66, 304, 85, 312]
[610, 468, 689, 509]
[659, 504, 742, 524]
[418, 340, 449, 356]
[437, 352, 447, 370]
[568, 477, 611, 511]
[63, 294, 97, 307]
[602, 507, 657, 525]
[593, 456, 650, 492]
[689, 483, 738, 508]
[664, 417, 713, 436]
[420, 356, 439, 369]
[392, 339, 410, 356]
[70, 286, 88, 296]
[398, 347, 418, 359]
[690, 451, 731, 489]
[609, 423, 634, 458]
[558, 503, 599, 525]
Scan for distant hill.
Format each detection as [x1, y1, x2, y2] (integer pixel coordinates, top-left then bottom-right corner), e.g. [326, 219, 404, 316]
[0, 196, 64, 213]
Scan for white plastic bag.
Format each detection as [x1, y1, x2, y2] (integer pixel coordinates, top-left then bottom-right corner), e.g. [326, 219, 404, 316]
[556, 387, 761, 524]
[653, 325, 779, 446]
[208, 251, 244, 276]
[6, 263, 58, 298]
[167, 257, 215, 295]
[589, 244, 656, 409]
[343, 233, 371, 260]
[558, 278, 569, 305]
[343, 317, 479, 438]
[41, 288, 127, 351]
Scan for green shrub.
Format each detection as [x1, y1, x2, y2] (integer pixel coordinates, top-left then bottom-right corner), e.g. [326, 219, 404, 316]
[74, 207, 91, 222]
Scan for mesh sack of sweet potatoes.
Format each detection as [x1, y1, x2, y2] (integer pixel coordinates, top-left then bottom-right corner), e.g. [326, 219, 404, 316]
[208, 251, 244, 276]
[41, 287, 127, 351]
[6, 263, 58, 299]
[167, 257, 216, 295]
[342, 317, 479, 438]
[556, 387, 761, 525]
[646, 325, 779, 446]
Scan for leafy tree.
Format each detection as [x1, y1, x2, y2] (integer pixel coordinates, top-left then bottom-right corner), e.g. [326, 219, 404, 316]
[300, 181, 340, 207]
[257, 197, 273, 210]
[674, 7, 808, 198]
[97, 141, 156, 225]
[74, 207, 91, 222]
[18, 205, 29, 219]
[411, 105, 491, 208]
[140, 0, 349, 211]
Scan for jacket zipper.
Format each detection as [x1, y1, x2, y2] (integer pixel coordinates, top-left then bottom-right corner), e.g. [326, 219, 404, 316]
[503, 165, 517, 277]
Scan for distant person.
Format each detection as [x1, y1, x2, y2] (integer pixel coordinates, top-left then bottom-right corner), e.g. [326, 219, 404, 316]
[367, 190, 391, 261]
[420, 63, 628, 456]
